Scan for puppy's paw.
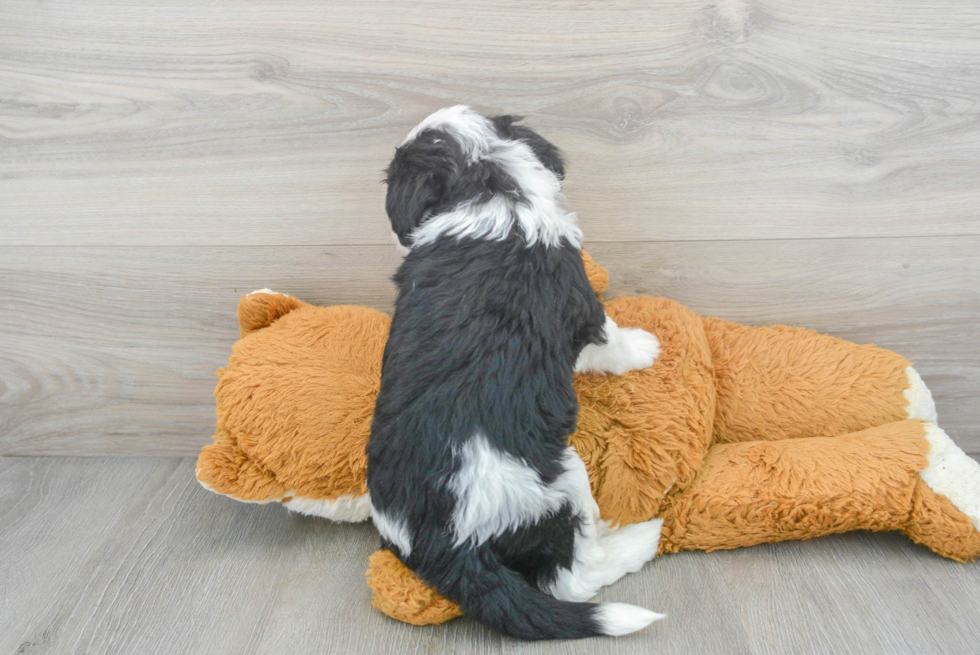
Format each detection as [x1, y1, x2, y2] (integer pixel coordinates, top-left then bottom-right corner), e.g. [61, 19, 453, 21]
[598, 518, 663, 576]
[619, 327, 660, 372]
[575, 322, 660, 376]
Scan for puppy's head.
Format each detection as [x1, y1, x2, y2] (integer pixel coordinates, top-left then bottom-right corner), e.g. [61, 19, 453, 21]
[384, 106, 565, 249]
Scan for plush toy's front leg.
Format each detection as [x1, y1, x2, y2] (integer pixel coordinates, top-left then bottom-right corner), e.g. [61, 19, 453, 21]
[657, 419, 980, 562]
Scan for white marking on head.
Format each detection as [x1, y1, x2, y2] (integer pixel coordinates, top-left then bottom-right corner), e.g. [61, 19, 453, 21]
[402, 106, 582, 249]
[371, 506, 413, 557]
[402, 105, 498, 163]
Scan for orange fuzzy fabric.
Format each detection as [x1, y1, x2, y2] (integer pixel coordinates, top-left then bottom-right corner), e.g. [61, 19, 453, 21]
[197, 255, 980, 628]
[366, 550, 463, 625]
[198, 302, 389, 504]
[658, 420, 930, 554]
[573, 296, 714, 525]
[906, 479, 980, 563]
[705, 317, 911, 443]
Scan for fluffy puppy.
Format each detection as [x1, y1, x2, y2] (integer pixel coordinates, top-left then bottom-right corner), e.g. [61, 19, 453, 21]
[367, 106, 664, 640]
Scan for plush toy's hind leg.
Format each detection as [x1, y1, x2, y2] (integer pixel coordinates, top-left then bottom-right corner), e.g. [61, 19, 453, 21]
[658, 411, 980, 562]
[657, 421, 931, 554]
[704, 317, 911, 443]
[903, 368, 980, 561]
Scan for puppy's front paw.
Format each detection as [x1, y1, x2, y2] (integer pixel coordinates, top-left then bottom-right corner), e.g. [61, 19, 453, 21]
[575, 325, 660, 376]
[620, 327, 660, 372]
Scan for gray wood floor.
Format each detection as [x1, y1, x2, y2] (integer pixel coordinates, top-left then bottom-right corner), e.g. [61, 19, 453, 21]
[3, 456, 980, 655]
[2, 0, 980, 456]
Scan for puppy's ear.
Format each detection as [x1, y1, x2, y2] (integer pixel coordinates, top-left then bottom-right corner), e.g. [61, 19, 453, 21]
[385, 133, 459, 248]
[490, 115, 566, 180]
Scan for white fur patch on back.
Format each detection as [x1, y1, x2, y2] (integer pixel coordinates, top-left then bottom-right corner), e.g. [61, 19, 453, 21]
[449, 435, 583, 547]
[904, 366, 980, 530]
[371, 506, 413, 557]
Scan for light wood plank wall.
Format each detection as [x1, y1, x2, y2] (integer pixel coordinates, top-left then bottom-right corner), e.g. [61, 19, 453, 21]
[2, 0, 978, 455]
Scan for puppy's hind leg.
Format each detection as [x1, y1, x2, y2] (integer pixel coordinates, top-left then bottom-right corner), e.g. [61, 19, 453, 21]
[545, 448, 663, 603]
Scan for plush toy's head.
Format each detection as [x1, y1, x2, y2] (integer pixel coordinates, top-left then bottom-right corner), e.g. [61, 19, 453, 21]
[197, 294, 388, 520]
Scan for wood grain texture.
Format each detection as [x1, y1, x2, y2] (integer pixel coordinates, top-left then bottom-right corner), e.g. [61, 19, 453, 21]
[1, 237, 977, 456]
[1, 0, 978, 457]
[4, 457, 980, 655]
[2, 0, 980, 245]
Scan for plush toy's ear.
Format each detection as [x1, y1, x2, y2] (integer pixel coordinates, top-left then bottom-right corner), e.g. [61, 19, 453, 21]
[581, 250, 609, 296]
[237, 290, 308, 337]
[365, 550, 463, 626]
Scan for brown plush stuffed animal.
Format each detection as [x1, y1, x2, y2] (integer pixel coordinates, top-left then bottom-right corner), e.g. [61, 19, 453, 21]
[197, 253, 980, 626]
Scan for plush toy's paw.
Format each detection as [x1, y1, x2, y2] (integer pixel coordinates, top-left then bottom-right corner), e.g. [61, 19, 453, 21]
[365, 550, 462, 626]
[903, 368, 980, 561]
[905, 478, 980, 563]
[905, 422, 980, 561]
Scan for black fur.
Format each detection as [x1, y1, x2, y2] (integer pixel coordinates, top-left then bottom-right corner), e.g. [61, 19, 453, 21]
[489, 114, 566, 180]
[369, 114, 612, 640]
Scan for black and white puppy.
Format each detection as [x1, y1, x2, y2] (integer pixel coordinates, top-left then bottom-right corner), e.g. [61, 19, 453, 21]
[368, 106, 664, 640]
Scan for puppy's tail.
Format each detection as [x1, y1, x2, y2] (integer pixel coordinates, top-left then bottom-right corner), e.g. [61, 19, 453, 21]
[414, 544, 663, 640]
